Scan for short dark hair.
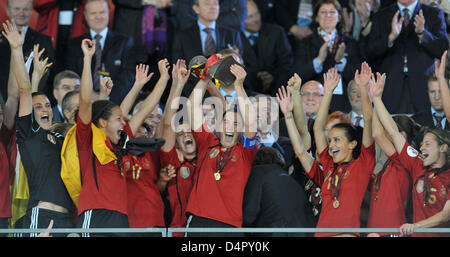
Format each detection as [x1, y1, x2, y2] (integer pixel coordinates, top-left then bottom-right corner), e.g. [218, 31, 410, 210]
[91, 100, 119, 126]
[252, 146, 286, 168]
[53, 70, 80, 90]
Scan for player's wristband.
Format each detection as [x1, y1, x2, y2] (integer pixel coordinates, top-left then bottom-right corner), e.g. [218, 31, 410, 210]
[242, 134, 257, 149]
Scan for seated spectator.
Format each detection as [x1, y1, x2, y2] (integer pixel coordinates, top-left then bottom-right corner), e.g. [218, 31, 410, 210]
[65, 0, 136, 105]
[52, 70, 81, 123]
[342, 0, 379, 41]
[346, 80, 365, 127]
[243, 147, 315, 237]
[0, 0, 54, 102]
[242, 0, 293, 96]
[293, 0, 362, 112]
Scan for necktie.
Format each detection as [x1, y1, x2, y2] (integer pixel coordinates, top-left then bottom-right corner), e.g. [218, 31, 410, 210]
[93, 34, 102, 91]
[354, 115, 362, 127]
[433, 113, 443, 129]
[403, 8, 410, 27]
[203, 27, 215, 57]
[248, 33, 258, 46]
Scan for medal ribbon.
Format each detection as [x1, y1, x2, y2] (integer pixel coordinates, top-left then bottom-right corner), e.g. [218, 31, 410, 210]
[216, 147, 232, 173]
[374, 159, 391, 193]
[329, 161, 351, 201]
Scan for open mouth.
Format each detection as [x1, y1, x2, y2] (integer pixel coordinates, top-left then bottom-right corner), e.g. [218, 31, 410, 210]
[224, 133, 234, 142]
[41, 115, 50, 124]
[421, 152, 429, 160]
[184, 138, 194, 147]
[329, 149, 340, 159]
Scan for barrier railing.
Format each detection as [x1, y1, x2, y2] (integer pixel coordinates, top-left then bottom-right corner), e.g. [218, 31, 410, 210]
[0, 227, 449, 237]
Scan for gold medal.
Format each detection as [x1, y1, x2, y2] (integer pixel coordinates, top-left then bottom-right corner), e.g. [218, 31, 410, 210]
[214, 171, 221, 181]
[333, 199, 340, 208]
[428, 194, 436, 205]
[180, 166, 190, 179]
[416, 180, 424, 193]
[209, 148, 220, 159]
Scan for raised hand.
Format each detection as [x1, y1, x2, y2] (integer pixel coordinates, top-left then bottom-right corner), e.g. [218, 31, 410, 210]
[100, 76, 114, 96]
[32, 44, 53, 79]
[317, 41, 329, 66]
[287, 73, 302, 93]
[81, 39, 95, 58]
[176, 59, 190, 86]
[414, 9, 425, 35]
[334, 42, 346, 63]
[369, 72, 386, 99]
[159, 164, 176, 183]
[434, 50, 447, 80]
[276, 86, 293, 115]
[230, 64, 247, 87]
[323, 68, 340, 94]
[158, 58, 170, 80]
[1, 20, 25, 49]
[389, 11, 404, 44]
[354, 61, 372, 87]
[135, 64, 154, 86]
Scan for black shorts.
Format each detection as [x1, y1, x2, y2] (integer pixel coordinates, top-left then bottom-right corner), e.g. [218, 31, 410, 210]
[185, 214, 242, 237]
[77, 209, 129, 237]
[15, 207, 74, 237]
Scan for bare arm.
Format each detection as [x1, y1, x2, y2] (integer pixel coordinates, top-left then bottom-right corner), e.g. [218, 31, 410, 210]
[277, 86, 314, 171]
[161, 60, 190, 152]
[369, 72, 405, 154]
[372, 109, 396, 157]
[4, 49, 19, 129]
[98, 76, 114, 101]
[354, 62, 373, 148]
[231, 65, 257, 139]
[189, 78, 210, 132]
[288, 73, 311, 151]
[435, 51, 450, 122]
[119, 64, 154, 115]
[313, 68, 340, 154]
[400, 200, 450, 237]
[2, 21, 31, 118]
[128, 59, 170, 135]
[78, 39, 96, 124]
[31, 44, 52, 93]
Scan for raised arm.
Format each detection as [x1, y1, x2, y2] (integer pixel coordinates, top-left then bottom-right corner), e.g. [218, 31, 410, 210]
[3, 43, 19, 129]
[128, 59, 170, 135]
[372, 109, 396, 157]
[277, 86, 314, 172]
[2, 21, 30, 118]
[353, 62, 373, 147]
[313, 68, 340, 154]
[78, 39, 96, 124]
[31, 44, 53, 93]
[288, 73, 311, 151]
[98, 76, 114, 101]
[161, 59, 190, 152]
[119, 64, 154, 116]
[369, 72, 406, 154]
[231, 64, 257, 139]
[435, 50, 450, 122]
[189, 78, 210, 132]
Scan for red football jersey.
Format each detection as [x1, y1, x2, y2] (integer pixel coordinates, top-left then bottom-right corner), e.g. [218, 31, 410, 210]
[397, 142, 450, 237]
[313, 143, 376, 237]
[185, 130, 257, 228]
[367, 152, 410, 235]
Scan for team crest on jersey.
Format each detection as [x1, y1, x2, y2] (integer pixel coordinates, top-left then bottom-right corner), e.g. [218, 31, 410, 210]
[231, 154, 237, 162]
[124, 161, 131, 171]
[142, 160, 151, 170]
[180, 166, 190, 179]
[407, 146, 419, 157]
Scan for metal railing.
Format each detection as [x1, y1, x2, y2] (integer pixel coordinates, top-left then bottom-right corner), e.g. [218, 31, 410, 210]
[0, 227, 449, 237]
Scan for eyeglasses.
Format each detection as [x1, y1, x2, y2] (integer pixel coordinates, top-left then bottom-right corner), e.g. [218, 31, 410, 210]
[301, 92, 324, 98]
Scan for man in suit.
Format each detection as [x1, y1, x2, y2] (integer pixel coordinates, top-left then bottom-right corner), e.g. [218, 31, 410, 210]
[171, 0, 243, 97]
[242, 0, 293, 96]
[0, 0, 54, 102]
[51, 70, 81, 123]
[346, 79, 365, 127]
[413, 72, 449, 130]
[366, 0, 448, 114]
[65, 0, 136, 105]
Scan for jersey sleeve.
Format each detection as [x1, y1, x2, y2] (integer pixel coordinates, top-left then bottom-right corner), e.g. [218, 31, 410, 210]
[396, 142, 424, 179]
